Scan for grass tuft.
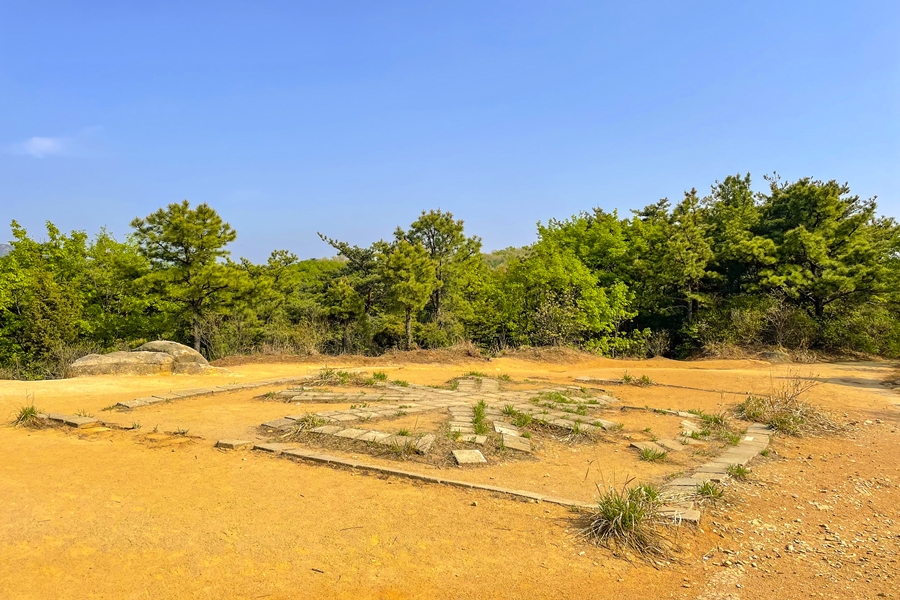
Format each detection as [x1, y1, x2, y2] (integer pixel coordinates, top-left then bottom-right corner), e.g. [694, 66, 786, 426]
[579, 479, 671, 559]
[737, 376, 839, 436]
[472, 400, 489, 435]
[696, 480, 725, 501]
[638, 447, 667, 462]
[13, 404, 44, 428]
[726, 464, 750, 480]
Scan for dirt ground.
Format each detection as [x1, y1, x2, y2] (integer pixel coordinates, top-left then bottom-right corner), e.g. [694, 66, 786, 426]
[1, 355, 898, 599]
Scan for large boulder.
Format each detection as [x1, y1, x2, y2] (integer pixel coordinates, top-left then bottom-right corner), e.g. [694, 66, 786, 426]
[69, 340, 222, 377]
[70, 351, 175, 376]
[134, 341, 209, 366]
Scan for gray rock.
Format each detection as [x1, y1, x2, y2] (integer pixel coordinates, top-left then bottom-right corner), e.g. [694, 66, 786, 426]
[69, 340, 221, 377]
[135, 340, 209, 365]
[70, 351, 174, 376]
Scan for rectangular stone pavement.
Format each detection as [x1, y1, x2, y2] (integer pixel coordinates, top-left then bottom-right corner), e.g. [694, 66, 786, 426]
[310, 425, 343, 435]
[459, 434, 487, 444]
[452, 449, 487, 464]
[216, 439, 251, 449]
[62, 416, 99, 428]
[493, 421, 520, 436]
[334, 428, 368, 439]
[502, 434, 532, 453]
[356, 431, 393, 443]
[261, 418, 297, 431]
[630, 441, 667, 453]
[656, 438, 686, 452]
[253, 443, 294, 454]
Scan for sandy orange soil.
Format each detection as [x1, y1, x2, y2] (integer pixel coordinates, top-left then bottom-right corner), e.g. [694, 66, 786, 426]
[1, 355, 898, 599]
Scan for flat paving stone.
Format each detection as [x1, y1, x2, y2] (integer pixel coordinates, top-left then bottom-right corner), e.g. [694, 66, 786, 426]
[414, 434, 436, 453]
[356, 431, 393, 443]
[310, 425, 343, 435]
[592, 419, 619, 430]
[658, 507, 701, 522]
[253, 443, 294, 454]
[62, 416, 99, 428]
[630, 441, 667, 453]
[450, 425, 475, 433]
[116, 400, 148, 409]
[329, 414, 359, 422]
[656, 438, 687, 452]
[452, 449, 487, 465]
[493, 421, 520, 436]
[665, 477, 701, 488]
[334, 428, 368, 439]
[693, 463, 730, 474]
[502, 434, 532, 453]
[681, 420, 702, 432]
[459, 434, 487, 444]
[261, 418, 297, 430]
[216, 439, 251, 449]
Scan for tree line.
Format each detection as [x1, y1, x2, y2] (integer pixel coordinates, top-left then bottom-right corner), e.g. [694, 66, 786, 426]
[1, 173, 898, 379]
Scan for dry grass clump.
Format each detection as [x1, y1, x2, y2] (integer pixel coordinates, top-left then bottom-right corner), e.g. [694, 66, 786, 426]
[579, 480, 673, 561]
[12, 404, 45, 428]
[737, 376, 840, 436]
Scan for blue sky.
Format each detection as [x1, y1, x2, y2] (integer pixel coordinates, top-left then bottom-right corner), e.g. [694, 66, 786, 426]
[1, 1, 898, 261]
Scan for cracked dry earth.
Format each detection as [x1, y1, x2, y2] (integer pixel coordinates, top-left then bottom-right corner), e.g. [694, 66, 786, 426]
[0, 355, 898, 599]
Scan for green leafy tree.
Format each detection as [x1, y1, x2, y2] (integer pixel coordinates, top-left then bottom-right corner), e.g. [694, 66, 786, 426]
[379, 240, 439, 349]
[322, 277, 365, 353]
[130, 200, 240, 351]
[757, 177, 894, 318]
[396, 210, 483, 343]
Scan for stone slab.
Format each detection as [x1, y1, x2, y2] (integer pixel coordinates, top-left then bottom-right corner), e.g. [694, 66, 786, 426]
[450, 425, 475, 433]
[630, 441, 667, 453]
[459, 434, 487, 444]
[116, 400, 149, 409]
[658, 508, 701, 523]
[681, 420, 702, 432]
[452, 449, 487, 465]
[356, 431, 393, 443]
[665, 477, 701, 488]
[493, 422, 520, 436]
[502, 434, 532, 453]
[334, 428, 368, 439]
[310, 425, 344, 435]
[592, 419, 619, 430]
[414, 434, 436, 453]
[261, 418, 297, 430]
[216, 439, 251, 449]
[63, 416, 99, 428]
[253, 443, 294, 454]
[693, 463, 730, 474]
[656, 438, 686, 452]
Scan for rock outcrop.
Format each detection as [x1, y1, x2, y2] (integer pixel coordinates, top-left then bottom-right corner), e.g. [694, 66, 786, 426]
[69, 341, 221, 377]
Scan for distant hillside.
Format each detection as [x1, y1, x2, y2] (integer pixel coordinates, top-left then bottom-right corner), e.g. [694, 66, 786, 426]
[0, 244, 10, 257]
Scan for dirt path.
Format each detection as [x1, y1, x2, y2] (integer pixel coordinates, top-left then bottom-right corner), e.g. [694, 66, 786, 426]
[0, 356, 897, 599]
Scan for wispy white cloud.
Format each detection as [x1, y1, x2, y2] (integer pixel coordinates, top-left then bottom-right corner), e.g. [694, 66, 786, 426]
[9, 127, 104, 158]
[15, 136, 68, 158]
